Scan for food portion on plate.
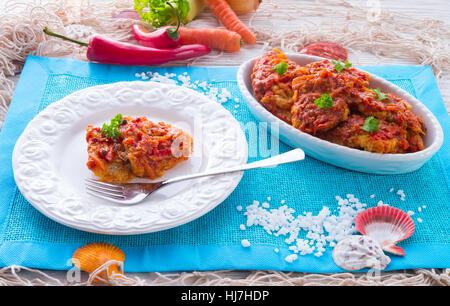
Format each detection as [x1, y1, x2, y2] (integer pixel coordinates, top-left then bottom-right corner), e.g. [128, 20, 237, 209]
[251, 49, 426, 154]
[86, 114, 193, 183]
[251, 49, 303, 124]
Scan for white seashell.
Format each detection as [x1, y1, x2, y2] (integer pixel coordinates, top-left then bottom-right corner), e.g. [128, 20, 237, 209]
[332, 235, 391, 271]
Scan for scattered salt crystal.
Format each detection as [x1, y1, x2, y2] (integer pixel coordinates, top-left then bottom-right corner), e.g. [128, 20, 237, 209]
[267, 197, 271, 201]
[407, 211, 415, 216]
[418, 207, 422, 212]
[242, 194, 367, 258]
[234, 104, 240, 108]
[274, 248, 279, 253]
[389, 188, 394, 192]
[262, 202, 270, 208]
[422, 205, 426, 209]
[417, 218, 423, 223]
[240, 224, 246, 230]
[135, 73, 141, 78]
[217, 88, 232, 103]
[281, 200, 285, 204]
[236, 205, 243, 211]
[234, 98, 240, 103]
[241, 239, 251, 247]
[370, 194, 375, 198]
[285, 254, 298, 263]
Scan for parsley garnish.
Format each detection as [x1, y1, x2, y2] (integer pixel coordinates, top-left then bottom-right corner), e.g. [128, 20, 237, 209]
[372, 88, 390, 101]
[332, 59, 352, 73]
[101, 114, 123, 139]
[314, 93, 333, 109]
[361, 116, 380, 132]
[274, 61, 288, 75]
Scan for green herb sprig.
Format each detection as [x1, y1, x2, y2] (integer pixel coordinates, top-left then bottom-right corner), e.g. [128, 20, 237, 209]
[314, 93, 333, 109]
[101, 114, 123, 139]
[332, 59, 352, 73]
[274, 61, 288, 75]
[361, 116, 380, 132]
[372, 88, 390, 101]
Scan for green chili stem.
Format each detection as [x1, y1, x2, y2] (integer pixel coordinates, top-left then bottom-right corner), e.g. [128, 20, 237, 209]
[166, 1, 180, 39]
[43, 28, 89, 47]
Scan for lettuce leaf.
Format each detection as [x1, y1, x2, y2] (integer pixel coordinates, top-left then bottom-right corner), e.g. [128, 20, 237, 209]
[134, 0, 191, 27]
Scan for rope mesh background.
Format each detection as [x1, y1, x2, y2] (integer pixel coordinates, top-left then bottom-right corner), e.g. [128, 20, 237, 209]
[2, 73, 449, 249]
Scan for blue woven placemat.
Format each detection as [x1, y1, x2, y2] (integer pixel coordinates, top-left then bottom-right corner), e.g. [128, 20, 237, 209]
[0, 55, 448, 273]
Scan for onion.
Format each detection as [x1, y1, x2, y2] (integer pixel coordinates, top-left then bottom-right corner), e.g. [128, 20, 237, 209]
[226, 0, 261, 15]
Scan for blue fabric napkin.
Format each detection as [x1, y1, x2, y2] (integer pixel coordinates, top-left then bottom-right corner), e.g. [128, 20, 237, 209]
[0, 55, 448, 273]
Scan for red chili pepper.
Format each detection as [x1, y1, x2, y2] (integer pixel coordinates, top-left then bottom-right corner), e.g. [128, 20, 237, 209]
[43, 28, 210, 66]
[132, 2, 181, 49]
[133, 24, 181, 49]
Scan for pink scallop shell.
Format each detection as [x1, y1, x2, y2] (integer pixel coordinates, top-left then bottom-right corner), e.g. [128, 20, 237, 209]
[355, 206, 415, 256]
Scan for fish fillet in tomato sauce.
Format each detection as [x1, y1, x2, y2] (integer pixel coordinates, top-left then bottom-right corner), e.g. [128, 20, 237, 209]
[251, 49, 304, 124]
[86, 116, 193, 183]
[251, 49, 426, 154]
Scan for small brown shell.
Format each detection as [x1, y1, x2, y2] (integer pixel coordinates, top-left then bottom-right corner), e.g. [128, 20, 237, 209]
[299, 41, 348, 61]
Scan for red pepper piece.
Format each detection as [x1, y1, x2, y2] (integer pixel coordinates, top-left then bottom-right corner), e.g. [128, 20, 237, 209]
[299, 41, 348, 61]
[132, 2, 181, 49]
[43, 28, 210, 66]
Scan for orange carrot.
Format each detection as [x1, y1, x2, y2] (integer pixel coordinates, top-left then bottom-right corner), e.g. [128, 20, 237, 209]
[203, 0, 257, 44]
[178, 27, 242, 53]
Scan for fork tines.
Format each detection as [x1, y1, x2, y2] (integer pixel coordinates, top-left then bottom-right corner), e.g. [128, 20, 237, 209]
[85, 178, 125, 200]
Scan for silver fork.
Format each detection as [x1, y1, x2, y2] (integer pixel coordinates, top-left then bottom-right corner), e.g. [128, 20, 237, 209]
[85, 148, 305, 205]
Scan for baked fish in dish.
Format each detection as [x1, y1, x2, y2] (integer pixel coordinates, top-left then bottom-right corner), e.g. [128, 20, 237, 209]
[250, 49, 425, 154]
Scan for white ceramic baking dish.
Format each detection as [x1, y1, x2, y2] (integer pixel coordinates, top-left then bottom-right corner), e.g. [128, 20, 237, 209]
[237, 53, 444, 174]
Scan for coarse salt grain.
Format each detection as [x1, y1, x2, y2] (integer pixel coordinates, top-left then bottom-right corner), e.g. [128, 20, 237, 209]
[274, 248, 279, 253]
[285, 254, 298, 263]
[240, 224, 246, 230]
[236, 205, 243, 211]
[242, 194, 368, 263]
[417, 218, 423, 223]
[241, 239, 251, 247]
[418, 207, 422, 212]
[134, 71, 234, 104]
[370, 194, 375, 198]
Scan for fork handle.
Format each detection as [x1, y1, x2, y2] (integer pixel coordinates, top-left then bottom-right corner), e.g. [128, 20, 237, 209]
[163, 148, 305, 186]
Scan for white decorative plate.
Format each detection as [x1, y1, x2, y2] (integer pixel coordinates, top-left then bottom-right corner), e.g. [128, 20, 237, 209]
[238, 53, 444, 174]
[12, 81, 248, 235]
